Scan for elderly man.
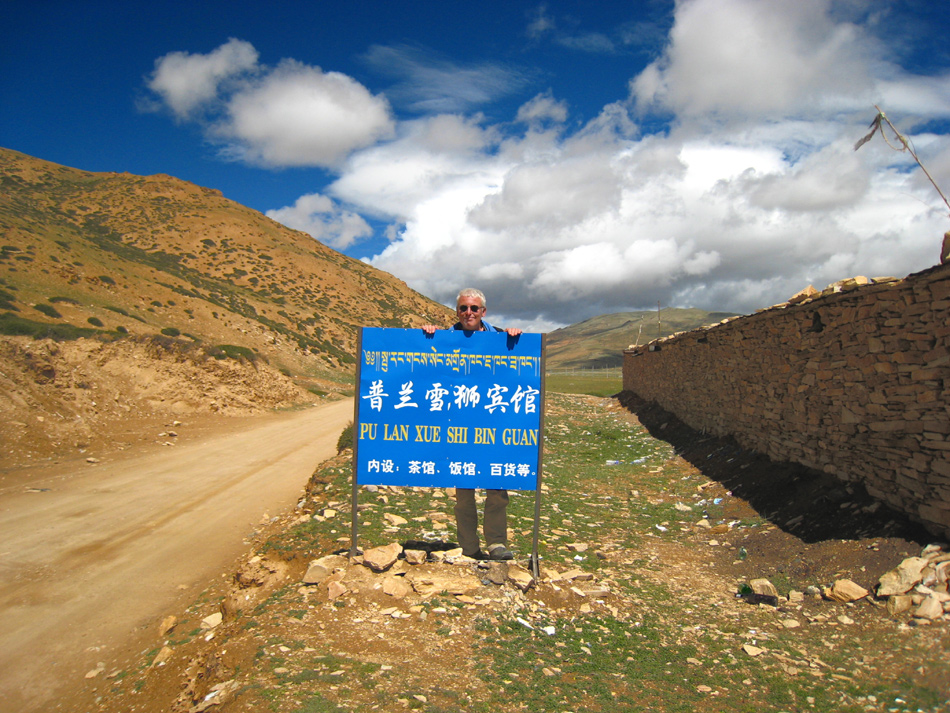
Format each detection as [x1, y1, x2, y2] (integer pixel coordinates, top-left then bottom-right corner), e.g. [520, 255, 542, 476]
[423, 288, 522, 560]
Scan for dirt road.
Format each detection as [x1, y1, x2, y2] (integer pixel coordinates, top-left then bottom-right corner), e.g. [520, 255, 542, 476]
[0, 399, 353, 712]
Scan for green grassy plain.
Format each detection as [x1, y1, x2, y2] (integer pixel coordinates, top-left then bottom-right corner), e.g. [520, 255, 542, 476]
[546, 369, 623, 397]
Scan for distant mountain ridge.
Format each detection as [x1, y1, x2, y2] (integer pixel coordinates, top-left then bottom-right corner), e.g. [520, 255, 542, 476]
[0, 146, 453, 378]
[545, 308, 740, 369]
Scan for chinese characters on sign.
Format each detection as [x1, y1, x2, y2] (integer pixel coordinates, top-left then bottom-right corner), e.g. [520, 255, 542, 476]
[354, 328, 544, 490]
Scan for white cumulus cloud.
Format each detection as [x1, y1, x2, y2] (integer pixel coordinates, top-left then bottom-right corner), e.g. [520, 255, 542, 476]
[266, 193, 372, 250]
[515, 93, 569, 125]
[631, 0, 878, 120]
[146, 38, 259, 119]
[220, 60, 394, 167]
[146, 40, 394, 168]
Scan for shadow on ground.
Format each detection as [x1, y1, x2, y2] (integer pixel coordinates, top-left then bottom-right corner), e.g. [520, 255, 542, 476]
[616, 390, 933, 547]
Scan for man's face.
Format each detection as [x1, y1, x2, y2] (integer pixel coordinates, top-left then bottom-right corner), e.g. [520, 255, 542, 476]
[456, 295, 485, 330]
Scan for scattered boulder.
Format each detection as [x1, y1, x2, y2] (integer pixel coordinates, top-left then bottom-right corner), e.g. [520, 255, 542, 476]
[877, 556, 929, 597]
[85, 663, 105, 679]
[914, 596, 944, 621]
[404, 549, 427, 565]
[158, 615, 177, 636]
[151, 646, 173, 668]
[578, 582, 610, 598]
[443, 548, 478, 564]
[200, 612, 222, 630]
[363, 543, 403, 572]
[824, 579, 868, 603]
[235, 556, 279, 589]
[302, 555, 349, 585]
[482, 561, 508, 585]
[191, 679, 240, 712]
[749, 578, 779, 598]
[507, 563, 535, 592]
[382, 575, 411, 598]
[886, 595, 914, 617]
[552, 567, 591, 582]
[405, 567, 480, 596]
[872, 546, 948, 623]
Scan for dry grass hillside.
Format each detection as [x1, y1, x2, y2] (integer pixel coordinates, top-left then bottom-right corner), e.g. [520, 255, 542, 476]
[0, 147, 454, 468]
[546, 308, 739, 370]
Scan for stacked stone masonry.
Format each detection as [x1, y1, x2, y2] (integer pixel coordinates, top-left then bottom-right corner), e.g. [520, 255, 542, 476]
[623, 262, 950, 539]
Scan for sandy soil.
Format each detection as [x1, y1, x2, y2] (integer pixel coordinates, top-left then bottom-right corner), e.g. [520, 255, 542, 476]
[0, 398, 353, 713]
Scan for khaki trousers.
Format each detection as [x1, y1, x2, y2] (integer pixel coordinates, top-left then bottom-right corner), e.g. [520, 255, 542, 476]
[454, 488, 508, 556]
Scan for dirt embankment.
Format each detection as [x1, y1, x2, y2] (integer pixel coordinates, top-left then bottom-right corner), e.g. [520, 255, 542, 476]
[0, 332, 354, 713]
[0, 335, 332, 471]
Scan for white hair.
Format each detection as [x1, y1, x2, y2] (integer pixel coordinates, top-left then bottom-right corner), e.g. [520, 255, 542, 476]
[456, 287, 486, 307]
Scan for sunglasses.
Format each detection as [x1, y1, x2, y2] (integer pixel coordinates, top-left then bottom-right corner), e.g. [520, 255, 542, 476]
[457, 305, 483, 312]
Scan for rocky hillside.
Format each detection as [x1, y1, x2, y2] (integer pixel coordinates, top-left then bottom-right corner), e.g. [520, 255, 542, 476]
[0, 146, 454, 467]
[546, 307, 738, 369]
[0, 146, 452, 373]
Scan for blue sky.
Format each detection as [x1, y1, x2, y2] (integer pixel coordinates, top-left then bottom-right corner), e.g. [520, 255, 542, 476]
[2, 0, 949, 330]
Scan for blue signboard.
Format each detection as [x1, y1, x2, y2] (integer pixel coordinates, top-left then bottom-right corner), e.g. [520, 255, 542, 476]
[354, 327, 543, 490]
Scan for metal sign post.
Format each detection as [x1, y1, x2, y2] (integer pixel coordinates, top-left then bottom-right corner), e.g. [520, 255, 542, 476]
[349, 327, 364, 558]
[529, 334, 546, 579]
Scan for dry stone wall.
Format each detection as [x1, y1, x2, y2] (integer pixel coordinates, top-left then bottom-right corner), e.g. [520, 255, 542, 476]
[622, 263, 950, 539]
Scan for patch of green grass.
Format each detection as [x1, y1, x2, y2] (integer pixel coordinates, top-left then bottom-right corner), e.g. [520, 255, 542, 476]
[207, 343, 259, 362]
[0, 291, 18, 311]
[336, 421, 353, 453]
[470, 609, 702, 712]
[0, 312, 102, 340]
[546, 372, 622, 397]
[295, 693, 337, 712]
[34, 303, 62, 319]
